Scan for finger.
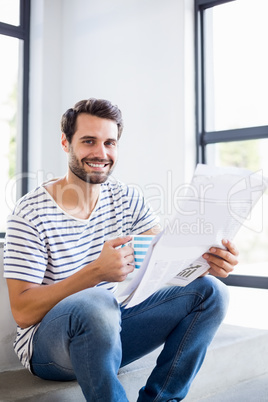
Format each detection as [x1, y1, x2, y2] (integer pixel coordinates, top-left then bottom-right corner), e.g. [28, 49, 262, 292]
[205, 246, 239, 267]
[222, 239, 239, 257]
[203, 249, 233, 269]
[204, 255, 234, 277]
[125, 254, 135, 266]
[107, 236, 132, 248]
[120, 245, 134, 258]
[207, 265, 230, 278]
[117, 264, 135, 282]
[120, 259, 135, 275]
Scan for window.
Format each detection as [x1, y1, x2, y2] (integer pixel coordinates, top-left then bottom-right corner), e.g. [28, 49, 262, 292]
[0, 0, 30, 236]
[195, 0, 268, 289]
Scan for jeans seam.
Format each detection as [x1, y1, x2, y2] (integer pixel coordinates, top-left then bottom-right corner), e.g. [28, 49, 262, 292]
[121, 290, 204, 320]
[152, 296, 204, 402]
[32, 361, 75, 373]
[68, 311, 101, 401]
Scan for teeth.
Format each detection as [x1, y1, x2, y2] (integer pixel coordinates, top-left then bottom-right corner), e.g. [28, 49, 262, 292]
[87, 163, 105, 168]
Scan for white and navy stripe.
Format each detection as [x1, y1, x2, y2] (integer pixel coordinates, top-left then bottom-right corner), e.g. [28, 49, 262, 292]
[4, 178, 159, 371]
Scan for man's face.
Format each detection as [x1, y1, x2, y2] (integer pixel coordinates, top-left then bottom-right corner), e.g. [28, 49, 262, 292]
[63, 113, 118, 184]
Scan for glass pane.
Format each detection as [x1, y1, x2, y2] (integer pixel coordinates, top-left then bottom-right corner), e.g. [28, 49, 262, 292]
[204, 0, 268, 131]
[0, 0, 20, 26]
[206, 140, 268, 278]
[0, 35, 20, 233]
[207, 139, 268, 174]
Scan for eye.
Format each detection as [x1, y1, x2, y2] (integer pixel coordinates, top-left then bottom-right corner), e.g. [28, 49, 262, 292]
[105, 140, 117, 147]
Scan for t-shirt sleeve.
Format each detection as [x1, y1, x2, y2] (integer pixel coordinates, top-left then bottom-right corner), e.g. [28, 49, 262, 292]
[4, 214, 47, 284]
[124, 186, 160, 234]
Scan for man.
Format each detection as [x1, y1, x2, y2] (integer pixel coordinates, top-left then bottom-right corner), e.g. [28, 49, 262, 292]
[4, 98, 238, 401]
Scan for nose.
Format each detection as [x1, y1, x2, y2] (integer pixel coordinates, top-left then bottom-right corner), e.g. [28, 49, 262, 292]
[92, 142, 107, 160]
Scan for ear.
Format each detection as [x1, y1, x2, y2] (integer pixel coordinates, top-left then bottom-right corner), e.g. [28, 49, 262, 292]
[61, 133, 69, 153]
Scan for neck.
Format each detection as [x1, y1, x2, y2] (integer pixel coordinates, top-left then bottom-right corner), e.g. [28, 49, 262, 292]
[45, 171, 101, 220]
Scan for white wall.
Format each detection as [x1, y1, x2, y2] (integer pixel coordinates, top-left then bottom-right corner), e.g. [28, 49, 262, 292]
[28, 0, 195, 225]
[1, 0, 196, 372]
[28, 0, 64, 190]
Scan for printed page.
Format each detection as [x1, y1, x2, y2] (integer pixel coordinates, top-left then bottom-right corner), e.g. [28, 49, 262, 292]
[168, 256, 210, 287]
[118, 164, 268, 308]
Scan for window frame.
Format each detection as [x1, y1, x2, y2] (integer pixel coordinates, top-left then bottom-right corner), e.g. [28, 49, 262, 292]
[194, 0, 268, 289]
[0, 0, 30, 238]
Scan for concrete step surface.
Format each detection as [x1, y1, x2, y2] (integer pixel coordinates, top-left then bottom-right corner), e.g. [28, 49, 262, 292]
[0, 323, 268, 402]
[197, 372, 268, 402]
[1, 371, 268, 402]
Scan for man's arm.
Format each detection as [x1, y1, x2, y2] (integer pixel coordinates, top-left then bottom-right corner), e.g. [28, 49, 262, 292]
[7, 236, 134, 329]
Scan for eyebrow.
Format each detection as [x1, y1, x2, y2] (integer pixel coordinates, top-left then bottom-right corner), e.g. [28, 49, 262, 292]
[80, 135, 117, 142]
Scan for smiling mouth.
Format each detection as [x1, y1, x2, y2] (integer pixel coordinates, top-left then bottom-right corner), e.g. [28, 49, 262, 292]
[85, 161, 111, 168]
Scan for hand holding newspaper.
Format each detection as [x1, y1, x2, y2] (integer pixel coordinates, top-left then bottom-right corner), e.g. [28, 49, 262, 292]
[117, 164, 268, 308]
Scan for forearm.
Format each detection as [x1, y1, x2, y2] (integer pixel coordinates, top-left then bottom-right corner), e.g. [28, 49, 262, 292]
[8, 260, 102, 329]
[8, 236, 134, 329]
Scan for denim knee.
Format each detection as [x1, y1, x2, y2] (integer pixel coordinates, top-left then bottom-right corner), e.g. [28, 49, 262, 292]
[201, 275, 229, 318]
[62, 288, 121, 343]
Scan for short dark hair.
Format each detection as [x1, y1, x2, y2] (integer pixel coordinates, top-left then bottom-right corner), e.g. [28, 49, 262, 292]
[61, 98, 124, 143]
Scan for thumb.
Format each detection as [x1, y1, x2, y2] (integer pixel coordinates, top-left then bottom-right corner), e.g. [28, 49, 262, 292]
[107, 236, 132, 249]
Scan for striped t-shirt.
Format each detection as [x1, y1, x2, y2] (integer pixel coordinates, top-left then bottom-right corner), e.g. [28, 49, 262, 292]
[4, 178, 159, 371]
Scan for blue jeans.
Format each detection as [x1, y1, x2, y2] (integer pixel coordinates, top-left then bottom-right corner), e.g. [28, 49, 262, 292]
[31, 276, 229, 401]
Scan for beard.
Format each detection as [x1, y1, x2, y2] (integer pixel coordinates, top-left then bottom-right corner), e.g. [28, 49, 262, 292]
[68, 150, 115, 184]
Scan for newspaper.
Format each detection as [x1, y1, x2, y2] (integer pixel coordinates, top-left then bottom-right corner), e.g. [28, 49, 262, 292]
[117, 164, 268, 308]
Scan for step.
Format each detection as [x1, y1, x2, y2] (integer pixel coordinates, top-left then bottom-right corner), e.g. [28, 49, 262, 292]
[184, 323, 268, 401]
[195, 372, 268, 402]
[0, 324, 268, 402]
